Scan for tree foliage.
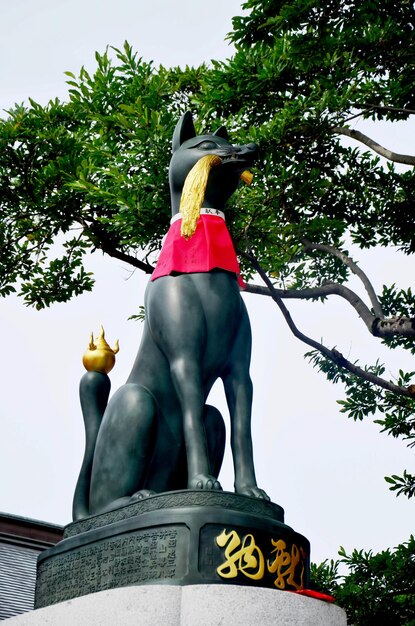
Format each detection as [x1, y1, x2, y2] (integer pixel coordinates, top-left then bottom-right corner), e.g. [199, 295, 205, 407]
[0, 45, 184, 307]
[1, 1, 415, 494]
[310, 536, 415, 625]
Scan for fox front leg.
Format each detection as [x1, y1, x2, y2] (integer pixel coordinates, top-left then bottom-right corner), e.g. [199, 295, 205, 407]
[170, 357, 222, 492]
[223, 306, 270, 501]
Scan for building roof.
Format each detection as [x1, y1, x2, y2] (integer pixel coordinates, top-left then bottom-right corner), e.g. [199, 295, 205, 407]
[0, 512, 63, 621]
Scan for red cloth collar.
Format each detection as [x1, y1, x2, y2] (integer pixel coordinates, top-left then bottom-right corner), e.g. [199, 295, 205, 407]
[151, 214, 245, 288]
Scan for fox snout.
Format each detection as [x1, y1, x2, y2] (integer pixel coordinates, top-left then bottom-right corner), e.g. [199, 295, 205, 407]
[219, 142, 258, 163]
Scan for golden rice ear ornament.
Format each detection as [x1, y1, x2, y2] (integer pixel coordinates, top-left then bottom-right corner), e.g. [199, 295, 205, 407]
[179, 154, 222, 239]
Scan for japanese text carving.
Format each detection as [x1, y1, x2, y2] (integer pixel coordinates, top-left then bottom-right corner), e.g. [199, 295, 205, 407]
[215, 529, 305, 590]
[215, 529, 264, 580]
[267, 539, 305, 590]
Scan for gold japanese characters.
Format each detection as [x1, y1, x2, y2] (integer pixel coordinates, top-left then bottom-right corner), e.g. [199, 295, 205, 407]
[215, 529, 306, 590]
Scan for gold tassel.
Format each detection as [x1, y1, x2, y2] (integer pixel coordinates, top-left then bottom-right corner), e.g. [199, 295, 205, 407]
[179, 155, 254, 239]
[180, 154, 222, 239]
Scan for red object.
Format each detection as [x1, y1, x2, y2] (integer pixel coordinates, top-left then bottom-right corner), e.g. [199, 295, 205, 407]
[291, 589, 336, 603]
[151, 214, 245, 288]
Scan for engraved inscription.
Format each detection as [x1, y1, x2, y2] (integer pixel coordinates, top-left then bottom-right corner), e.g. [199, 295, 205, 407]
[267, 539, 305, 590]
[216, 530, 264, 580]
[198, 524, 308, 591]
[214, 529, 306, 590]
[36, 527, 185, 608]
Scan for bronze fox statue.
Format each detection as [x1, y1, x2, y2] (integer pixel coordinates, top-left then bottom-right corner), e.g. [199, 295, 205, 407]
[73, 112, 269, 520]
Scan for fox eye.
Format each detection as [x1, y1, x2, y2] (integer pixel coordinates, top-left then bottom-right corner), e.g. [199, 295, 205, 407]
[196, 141, 217, 150]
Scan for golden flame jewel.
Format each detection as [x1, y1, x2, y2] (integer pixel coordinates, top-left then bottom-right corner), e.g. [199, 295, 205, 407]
[82, 326, 119, 374]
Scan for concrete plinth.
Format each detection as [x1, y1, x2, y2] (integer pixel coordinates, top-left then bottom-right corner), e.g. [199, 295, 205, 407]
[4, 584, 347, 625]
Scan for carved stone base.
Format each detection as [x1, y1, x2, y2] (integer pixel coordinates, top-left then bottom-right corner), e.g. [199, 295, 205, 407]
[35, 491, 310, 609]
[10, 585, 348, 626]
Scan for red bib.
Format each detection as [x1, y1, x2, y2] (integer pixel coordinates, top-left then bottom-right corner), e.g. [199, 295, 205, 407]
[151, 214, 245, 288]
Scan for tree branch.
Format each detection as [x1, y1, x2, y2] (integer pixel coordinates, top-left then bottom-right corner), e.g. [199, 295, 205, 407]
[78, 215, 155, 274]
[243, 250, 413, 397]
[361, 104, 415, 116]
[244, 279, 375, 328]
[340, 105, 415, 127]
[302, 239, 384, 319]
[341, 107, 376, 125]
[244, 281, 415, 339]
[373, 316, 415, 339]
[332, 126, 415, 166]
[98, 243, 154, 274]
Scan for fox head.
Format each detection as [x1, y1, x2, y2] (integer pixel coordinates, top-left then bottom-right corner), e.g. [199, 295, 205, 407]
[169, 112, 258, 213]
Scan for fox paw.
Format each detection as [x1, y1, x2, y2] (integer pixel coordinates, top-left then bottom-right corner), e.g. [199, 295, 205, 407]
[236, 485, 270, 500]
[189, 474, 222, 491]
[130, 489, 156, 501]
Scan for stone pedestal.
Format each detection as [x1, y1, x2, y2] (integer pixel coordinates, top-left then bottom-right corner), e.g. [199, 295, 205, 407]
[4, 492, 347, 625]
[4, 584, 348, 625]
[35, 491, 310, 608]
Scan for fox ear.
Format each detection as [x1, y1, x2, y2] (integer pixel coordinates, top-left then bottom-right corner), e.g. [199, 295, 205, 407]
[213, 125, 229, 141]
[172, 111, 196, 152]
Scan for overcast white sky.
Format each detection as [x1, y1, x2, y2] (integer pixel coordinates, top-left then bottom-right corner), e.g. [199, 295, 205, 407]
[0, 0, 414, 567]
